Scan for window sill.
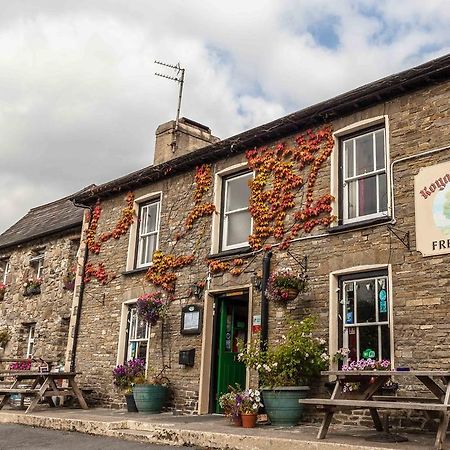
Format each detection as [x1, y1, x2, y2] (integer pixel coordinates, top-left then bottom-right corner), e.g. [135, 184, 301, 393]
[122, 267, 149, 276]
[208, 246, 253, 260]
[328, 216, 392, 234]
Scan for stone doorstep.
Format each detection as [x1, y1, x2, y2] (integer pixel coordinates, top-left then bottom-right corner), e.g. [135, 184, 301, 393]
[0, 410, 435, 450]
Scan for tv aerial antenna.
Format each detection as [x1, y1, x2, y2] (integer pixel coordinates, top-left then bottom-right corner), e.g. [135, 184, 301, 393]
[154, 60, 185, 153]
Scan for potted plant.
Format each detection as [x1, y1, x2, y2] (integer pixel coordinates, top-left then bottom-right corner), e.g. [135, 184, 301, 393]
[112, 358, 145, 412]
[23, 277, 42, 296]
[0, 282, 6, 301]
[136, 291, 165, 326]
[218, 385, 242, 426]
[10, 360, 32, 370]
[238, 316, 328, 426]
[266, 268, 307, 303]
[132, 367, 170, 414]
[238, 389, 263, 428]
[0, 329, 10, 356]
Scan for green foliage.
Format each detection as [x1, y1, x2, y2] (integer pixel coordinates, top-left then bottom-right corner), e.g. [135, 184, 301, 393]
[238, 317, 328, 387]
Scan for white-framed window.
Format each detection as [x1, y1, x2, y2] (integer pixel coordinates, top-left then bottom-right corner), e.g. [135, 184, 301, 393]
[26, 324, 36, 359]
[340, 270, 390, 362]
[136, 199, 161, 268]
[1, 259, 10, 284]
[221, 171, 253, 251]
[340, 127, 388, 224]
[30, 253, 44, 279]
[125, 305, 149, 363]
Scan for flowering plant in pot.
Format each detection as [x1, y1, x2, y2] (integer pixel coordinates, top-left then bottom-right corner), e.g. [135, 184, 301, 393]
[132, 367, 170, 414]
[136, 292, 165, 326]
[266, 268, 307, 303]
[0, 282, 6, 301]
[341, 358, 391, 393]
[238, 388, 263, 428]
[0, 329, 10, 353]
[218, 384, 242, 425]
[113, 358, 145, 412]
[238, 317, 328, 426]
[23, 278, 42, 296]
[10, 360, 32, 370]
[63, 266, 76, 291]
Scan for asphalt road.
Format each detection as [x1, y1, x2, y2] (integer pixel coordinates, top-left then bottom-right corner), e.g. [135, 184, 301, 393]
[0, 424, 183, 450]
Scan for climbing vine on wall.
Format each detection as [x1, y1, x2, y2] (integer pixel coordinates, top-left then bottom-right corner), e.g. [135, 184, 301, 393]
[246, 125, 335, 251]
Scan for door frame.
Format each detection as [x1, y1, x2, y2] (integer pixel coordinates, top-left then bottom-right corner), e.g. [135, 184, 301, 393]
[198, 285, 253, 414]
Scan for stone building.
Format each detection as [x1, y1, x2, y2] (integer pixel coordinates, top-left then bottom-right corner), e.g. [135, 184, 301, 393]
[69, 54, 450, 415]
[0, 195, 84, 364]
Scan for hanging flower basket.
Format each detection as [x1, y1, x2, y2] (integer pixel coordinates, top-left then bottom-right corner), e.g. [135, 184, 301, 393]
[136, 292, 165, 326]
[23, 278, 42, 297]
[266, 268, 307, 303]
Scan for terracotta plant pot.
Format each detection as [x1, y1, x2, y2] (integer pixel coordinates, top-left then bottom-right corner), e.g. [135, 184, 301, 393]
[241, 413, 257, 428]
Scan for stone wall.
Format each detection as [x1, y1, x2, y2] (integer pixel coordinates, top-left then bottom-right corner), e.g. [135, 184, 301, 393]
[0, 230, 80, 364]
[72, 79, 450, 415]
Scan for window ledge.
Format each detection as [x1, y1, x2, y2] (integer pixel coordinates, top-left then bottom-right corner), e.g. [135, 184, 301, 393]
[122, 267, 149, 276]
[328, 216, 392, 234]
[208, 246, 253, 260]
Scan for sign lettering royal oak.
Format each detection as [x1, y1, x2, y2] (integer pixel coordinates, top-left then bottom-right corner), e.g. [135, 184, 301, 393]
[414, 160, 450, 256]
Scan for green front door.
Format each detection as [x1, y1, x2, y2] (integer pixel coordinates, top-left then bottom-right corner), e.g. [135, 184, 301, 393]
[215, 296, 248, 413]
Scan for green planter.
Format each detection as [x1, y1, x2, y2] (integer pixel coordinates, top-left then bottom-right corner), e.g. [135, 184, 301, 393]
[262, 386, 310, 426]
[133, 384, 168, 414]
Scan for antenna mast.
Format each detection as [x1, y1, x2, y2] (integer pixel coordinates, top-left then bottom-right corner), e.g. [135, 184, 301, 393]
[155, 60, 185, 153]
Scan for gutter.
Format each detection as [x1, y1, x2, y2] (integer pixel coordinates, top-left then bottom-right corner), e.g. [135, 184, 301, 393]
[69, 201, 93, 372]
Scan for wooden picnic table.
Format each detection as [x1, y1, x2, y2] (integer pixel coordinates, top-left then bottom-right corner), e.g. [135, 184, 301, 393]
[0, 371, 88, 413]
[299, 370, 450, 450]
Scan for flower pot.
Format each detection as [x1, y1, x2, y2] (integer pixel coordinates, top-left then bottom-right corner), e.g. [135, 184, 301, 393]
[280, 288, 299, 301]
[241, 413, 257, 428]
[133, 384, 168, 414]
[262, 386, 310, 426]
[63, 280, 75, 291]
[230, 415, 242, 426]
[24, 286, 41, 296]
[125, 393, 138, 412]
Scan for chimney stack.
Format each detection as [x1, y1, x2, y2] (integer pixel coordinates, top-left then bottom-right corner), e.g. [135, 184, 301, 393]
[153, 117, 220, 165]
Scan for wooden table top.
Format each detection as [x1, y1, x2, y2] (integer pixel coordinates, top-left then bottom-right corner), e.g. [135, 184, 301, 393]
[323, 370, 450, 377]
[0, 371, 79, 377]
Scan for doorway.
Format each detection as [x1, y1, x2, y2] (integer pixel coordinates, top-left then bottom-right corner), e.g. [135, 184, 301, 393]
[210, 292, 248, 413]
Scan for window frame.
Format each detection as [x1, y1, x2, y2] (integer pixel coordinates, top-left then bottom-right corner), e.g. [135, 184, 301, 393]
[220, 171, 253, 252]
[26, 324, 36, 359]
[338, 269, 390, 363]
[1, 259, 10, 284]
[124, 304, 150, 365]
[338, 125, 388, 225]
[30, 253, 45, 279]
[135, 198, 161, 269]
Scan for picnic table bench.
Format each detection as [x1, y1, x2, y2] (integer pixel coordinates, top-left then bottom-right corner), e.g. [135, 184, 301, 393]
[0, 371, 88, 413]
[299, 370, 450, 450]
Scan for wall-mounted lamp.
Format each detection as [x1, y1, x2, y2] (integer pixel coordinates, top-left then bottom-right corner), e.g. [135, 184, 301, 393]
[251, 273, 262, 292]
[192, 282, 204, 299]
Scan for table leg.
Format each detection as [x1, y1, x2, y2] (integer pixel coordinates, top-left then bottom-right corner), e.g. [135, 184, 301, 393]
[68, 377, 88, 410]
[434, 412, 449, 450]
[0, 394, 10, 410]
[25, 377, 51, 414]
[318, 409, 334, 439]
[369, 408, 383, 431]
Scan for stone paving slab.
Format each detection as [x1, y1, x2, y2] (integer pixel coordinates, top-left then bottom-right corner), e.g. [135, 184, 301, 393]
[0, 407, 440, 450]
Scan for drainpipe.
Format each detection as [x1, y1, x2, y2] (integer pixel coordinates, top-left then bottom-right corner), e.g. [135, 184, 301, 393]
[69, 201, 92, 372]
[260, 250, 272, 352]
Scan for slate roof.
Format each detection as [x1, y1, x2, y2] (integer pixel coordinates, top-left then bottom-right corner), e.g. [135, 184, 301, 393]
[0, 186, 94, 251]
[73, 52, 450, 204]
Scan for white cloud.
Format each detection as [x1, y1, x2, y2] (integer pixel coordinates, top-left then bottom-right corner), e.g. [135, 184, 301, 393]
[0, 0, 449, 233]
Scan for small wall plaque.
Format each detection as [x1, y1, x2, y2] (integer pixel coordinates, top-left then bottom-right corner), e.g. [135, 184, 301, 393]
[181, 304, 202, 335]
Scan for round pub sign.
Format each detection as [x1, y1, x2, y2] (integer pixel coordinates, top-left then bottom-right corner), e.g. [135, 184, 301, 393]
[414, 160, 450, 257]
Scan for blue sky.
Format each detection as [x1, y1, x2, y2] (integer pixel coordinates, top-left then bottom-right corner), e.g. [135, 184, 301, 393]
[0, 0, 449, 233]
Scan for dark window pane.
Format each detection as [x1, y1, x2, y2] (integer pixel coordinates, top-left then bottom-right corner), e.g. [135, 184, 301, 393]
[344, 140, 354, 178]
[381, 325, 391, 361]
[358, 176, 377, 216]
[378, 278, 388, 322]
[375, 130, 385, 170]
[355, 133, 374, 175]
[378, 173, 388, 213]
[359, 326, 378, 360]
[356, 279, 376, 323]
[344, 282, 355, 324]
[347, 327, 357, 361]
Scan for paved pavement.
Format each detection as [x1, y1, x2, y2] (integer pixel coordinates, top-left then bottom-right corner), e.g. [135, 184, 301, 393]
[0, 424, 182, 450]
